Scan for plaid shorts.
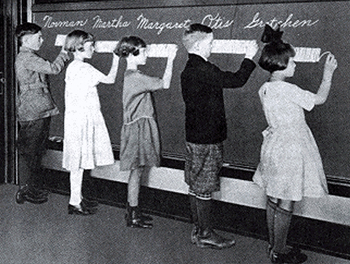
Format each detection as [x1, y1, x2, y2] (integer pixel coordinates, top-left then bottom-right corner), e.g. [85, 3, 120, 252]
[184, 142, 223, 195]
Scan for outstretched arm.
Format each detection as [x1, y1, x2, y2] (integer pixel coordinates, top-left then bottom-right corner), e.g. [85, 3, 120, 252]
[162, 45, 178, 89]
[24, 47, 70, 75]
[314, 53, 338, 105]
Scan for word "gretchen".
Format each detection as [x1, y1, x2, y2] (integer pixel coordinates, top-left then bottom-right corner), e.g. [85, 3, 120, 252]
[245, 12, 319, 28]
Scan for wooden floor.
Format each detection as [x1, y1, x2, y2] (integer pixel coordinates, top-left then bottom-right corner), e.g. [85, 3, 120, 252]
[0, 184, 349, 264]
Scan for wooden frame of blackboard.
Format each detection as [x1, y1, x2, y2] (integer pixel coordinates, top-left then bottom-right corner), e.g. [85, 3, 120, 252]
[32, 0, 350, 12]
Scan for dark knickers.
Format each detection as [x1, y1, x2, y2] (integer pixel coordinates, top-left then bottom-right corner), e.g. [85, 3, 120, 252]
[185, 142, 223, 196]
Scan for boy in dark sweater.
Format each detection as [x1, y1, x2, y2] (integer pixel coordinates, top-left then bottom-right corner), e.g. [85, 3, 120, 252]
[181, 23, 258, 249]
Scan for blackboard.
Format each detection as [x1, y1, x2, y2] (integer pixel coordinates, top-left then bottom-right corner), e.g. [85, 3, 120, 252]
[33, 1, 350, 181]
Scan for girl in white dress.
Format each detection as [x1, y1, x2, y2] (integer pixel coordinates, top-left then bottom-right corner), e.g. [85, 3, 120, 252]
[253, 26, 337, 263]
[63, 30, 119, 215]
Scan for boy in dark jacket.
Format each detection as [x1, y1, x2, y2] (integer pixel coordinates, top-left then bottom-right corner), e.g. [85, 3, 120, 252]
[181, 23, 258, 249]
[15, 23, 69, 204]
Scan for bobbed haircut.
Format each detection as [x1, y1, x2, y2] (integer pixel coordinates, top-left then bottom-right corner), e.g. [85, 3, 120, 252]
[182, 23, 213, 51]
[259, 41, 296, 73]
[15, 23, 42, 44]
[64, 30, 95, 52]
[115, 36, 146, 58]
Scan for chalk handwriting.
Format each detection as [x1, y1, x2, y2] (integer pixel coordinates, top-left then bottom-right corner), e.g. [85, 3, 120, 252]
[92, 15, 131, 29]
[136, 14, 191, 35]
[42, 15, 88, 28]
[42, 12, 320, 35]
[202, 14, 234, 29]
[244, 12, 319, 29]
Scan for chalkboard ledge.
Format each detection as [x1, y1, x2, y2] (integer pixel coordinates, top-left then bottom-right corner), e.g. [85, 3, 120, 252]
[47, 138, 350, 198]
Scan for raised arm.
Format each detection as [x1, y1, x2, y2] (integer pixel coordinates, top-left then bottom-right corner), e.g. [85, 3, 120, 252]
[162, 45, 178, 89]
[24, 47, 70, 75]
[99, 53, 120, 84]
[314, 53, 338, 105]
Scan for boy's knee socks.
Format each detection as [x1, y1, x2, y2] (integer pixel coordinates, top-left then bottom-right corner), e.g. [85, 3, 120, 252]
[273, 205, 293, 253]
[196, 197, 212, 234]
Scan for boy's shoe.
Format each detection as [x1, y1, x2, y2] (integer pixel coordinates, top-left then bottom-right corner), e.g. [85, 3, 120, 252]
[16, 187, 48, 204]
[30, 188, 49, 198]
[196, 228, 235, 249]
[270, 248, 308, 264]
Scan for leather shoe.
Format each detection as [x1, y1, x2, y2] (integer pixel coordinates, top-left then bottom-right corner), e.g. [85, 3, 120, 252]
[196, 228, 235, 249]
[125, 206, 153, 229]
[270, 248, 307, 264]
[16, 187, 48, 204]
[82, 198, 98, 208]
[125, 202, 152, 222]
[68, 203, 97, 215]
[29, 188, 49, 199]
[15, 188, 26, 204]
[140, 212, 153, 222]
[36, 189, 49, 197]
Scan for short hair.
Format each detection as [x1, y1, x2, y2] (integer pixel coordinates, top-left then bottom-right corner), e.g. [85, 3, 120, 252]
[64, 30, 95, 52]
[182, 23, 213, 51]
[115, 36, 146, 58]
[15, 23, 42, 44]
[259, 41, 296, 73]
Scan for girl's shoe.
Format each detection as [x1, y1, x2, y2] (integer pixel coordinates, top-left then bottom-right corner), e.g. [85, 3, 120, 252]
[82, 197, 98, 208]
[125, 203, 153, 221]
[68, 203, 97, 215]
[125, 206, 153, 229]
[270, 249, 307, 264]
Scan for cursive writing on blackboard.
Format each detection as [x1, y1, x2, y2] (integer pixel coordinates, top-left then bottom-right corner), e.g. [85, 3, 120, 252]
[43, 15, 88, 28]
[202, 14, 234, 29]
[136, 14, 191, 35]
[41, 12, 319, 34]
[245, 12, 319, 28]
[92, 15, 131, 29]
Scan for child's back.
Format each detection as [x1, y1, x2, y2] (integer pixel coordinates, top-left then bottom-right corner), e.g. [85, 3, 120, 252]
[65, 60, 102, 113]
[122, 69, 162, 124]
[15, 42, 68, 121]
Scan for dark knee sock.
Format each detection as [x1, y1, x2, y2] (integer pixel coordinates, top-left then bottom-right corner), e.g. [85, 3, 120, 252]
[196, 198, 212, 235]
[266, 199, 277, 248]
[273, 205, 293, 253]
[189, 194, 198, 227]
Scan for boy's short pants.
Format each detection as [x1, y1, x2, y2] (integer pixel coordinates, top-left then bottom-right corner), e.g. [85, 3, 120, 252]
[184, 142, 223, 195]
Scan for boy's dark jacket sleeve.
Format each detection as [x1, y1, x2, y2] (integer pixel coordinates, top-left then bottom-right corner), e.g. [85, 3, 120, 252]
[182, 54, 256, 89]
